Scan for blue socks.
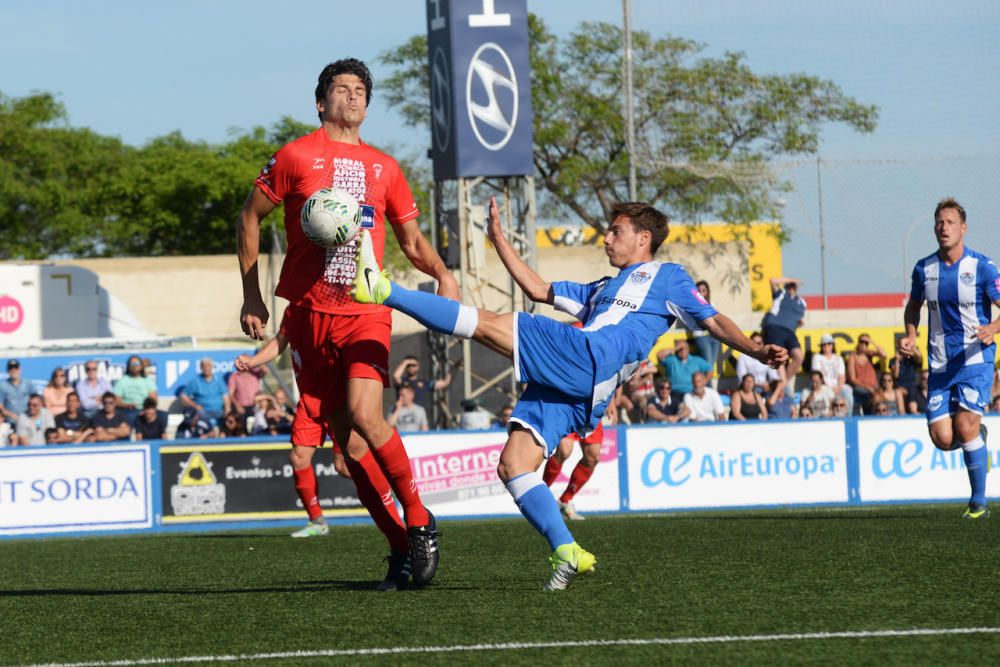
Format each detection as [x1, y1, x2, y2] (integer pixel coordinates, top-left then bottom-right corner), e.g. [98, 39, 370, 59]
[505, 472, 574, 551]
[962, 437, 988, 507]
[384, 282, 479, 338]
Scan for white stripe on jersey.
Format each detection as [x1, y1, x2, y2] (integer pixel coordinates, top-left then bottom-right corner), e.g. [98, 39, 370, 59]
[592, 360, 642, 412]
[769, 290, 785, 317]
[958, 255, 985, 365]
[553, 295, 586, 319]
[924, 260, 946, 372]
[583, 262, 661, 332]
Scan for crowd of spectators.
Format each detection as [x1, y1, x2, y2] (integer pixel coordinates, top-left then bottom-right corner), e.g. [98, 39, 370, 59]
[0, 356, 295, 446]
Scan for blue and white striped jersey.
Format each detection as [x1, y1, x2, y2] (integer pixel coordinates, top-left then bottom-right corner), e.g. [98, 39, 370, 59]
[910, 246, 1000, 373]
[551, 261, 718, 381]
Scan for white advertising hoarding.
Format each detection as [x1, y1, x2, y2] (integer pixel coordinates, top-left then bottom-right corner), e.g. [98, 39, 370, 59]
[405, 429, 621, 517]
[627, 421, 849, 510]
[856, 416, 999, 502]
[0, 445, 152, 535]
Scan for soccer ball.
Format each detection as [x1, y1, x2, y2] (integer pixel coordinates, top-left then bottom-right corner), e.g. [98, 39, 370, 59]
[300, 187, 362, 248]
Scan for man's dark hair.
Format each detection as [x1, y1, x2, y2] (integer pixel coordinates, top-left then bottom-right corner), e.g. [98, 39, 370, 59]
[143, 397, 158, 410]
[934, 197, 966, 223]
[609, 202, 670, 254]
[315, 58, 373, 120]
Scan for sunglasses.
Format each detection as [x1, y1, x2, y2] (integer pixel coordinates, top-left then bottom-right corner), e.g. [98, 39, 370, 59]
[86, 367, 98, 371]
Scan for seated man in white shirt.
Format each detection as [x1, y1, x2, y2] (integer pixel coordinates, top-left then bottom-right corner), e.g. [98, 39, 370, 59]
[735, 332, 786, 396]
[683, 372, 728, 422]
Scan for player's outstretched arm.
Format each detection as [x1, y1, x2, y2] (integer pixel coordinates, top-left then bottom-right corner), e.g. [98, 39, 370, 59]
[486, 196, 553, 304]
[393, 219, 461, 300]
[702, 313, 788, 368]
[238, 188, 278, 340]
[235, 333, 288, 372]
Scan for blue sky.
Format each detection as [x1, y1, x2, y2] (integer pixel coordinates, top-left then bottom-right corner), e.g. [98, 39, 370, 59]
[3, 1, 999, 294]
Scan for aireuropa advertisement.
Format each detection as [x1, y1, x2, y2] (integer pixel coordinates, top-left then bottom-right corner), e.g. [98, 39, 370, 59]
[626, 421, 849, 510]
[0, 445, 152, 536]
[856, 416, 999, 503]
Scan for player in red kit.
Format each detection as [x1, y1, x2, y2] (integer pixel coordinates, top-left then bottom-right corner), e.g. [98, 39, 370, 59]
[237, 59, 459, 591]
[542, 423, 604, 521]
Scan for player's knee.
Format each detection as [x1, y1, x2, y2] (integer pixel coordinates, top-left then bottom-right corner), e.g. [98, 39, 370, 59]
[289, 446, 313, 469]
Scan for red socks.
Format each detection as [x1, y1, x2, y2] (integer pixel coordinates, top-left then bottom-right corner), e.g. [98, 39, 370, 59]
[559, 462, 596, 504]
[372, 430, 430, 527]
[293, 466, 323, 521]
[344, 451, 408, 553]
[542, 456, 562, 487]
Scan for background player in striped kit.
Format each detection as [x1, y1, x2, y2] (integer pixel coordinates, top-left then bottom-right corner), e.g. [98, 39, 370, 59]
[899, 197, 1000, 519]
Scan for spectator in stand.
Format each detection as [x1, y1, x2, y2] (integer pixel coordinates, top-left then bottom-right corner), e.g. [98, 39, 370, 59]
[811, 333, 854, 415]
[387, 382, 429, 432]
[846, 333, 885, 415]
[907, 370, 930, 415]
[832, 397, 850, 418]
[1, 359, 33, 427]
[114, 355, 157, 425]
[767, 377, 797, 420]
[392, 355, 457, 408]
[626, 359, 657, 417]
[690, 281, 722, 385]
[179, 358, 231, 425]
[683, 372, 727, 422]
[872, 401, 892, 417]
[219, 411, 247, 438]
[92, 391, 132, 442]
[991, 394, 1000, 414]
[272, 387, 295, 422]
[731, 374, 768, 420]
[491, 404, 514, 429]
[251, 393, 292, 435]
[14, 394, 55, 446]
[459, 398, 493, 430]
[799, 405, 815, 419]
[44, 428, 59, 445]
[42, 368, 72, 417]
[176, 406, 213, 439]
[657, 339, 712, 395]
[800, 370, 836, 418]
[872, 371, 906, 415]
[890, 345, 922, 403]
[133, 397, 169, 441]
[76, 360, 112, 419]
[761, 277, 807, 389]
[993, 363, 1000, 403]
[228, 362, 266, 430]
[736, 332, 785, 397]
[646, 378, 690, 423]
[54, 392, 95, 444]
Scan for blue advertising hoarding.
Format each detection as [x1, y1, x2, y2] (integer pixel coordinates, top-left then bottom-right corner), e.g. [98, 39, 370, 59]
[426, 0, 533, 180]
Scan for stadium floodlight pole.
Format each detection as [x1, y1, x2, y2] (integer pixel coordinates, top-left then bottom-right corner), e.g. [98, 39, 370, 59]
[816, 156, 828, 310]
[623, 0, 637, 201]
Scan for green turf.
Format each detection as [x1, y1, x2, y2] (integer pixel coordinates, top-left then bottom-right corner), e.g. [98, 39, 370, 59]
[1, 506, 997, 666]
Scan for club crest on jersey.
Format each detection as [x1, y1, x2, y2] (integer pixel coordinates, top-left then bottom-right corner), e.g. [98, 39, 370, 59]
[928, 394, 944, 411]
[630, 270, 651, 284]
[960, 271, 975, 285]
[313, 158, 326, 170]
[359, 205, 376, 229]
[373, 163, 383, 181]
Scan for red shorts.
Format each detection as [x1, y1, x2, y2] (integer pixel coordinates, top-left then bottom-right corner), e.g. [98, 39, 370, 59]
[280, 304, 392, 401]
[567, 422, 604, 445]
[290, 393, 342, 452]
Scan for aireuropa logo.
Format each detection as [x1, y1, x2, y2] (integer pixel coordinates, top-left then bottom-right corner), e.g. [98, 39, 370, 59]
[641, 447, 837, 487]
[465, 42, 518, 150]
[870, 438, 981, 479]
[431, 47, 451, 152]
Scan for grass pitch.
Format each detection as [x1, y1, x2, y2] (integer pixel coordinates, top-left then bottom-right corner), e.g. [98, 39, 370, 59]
[1, 506, 998, 665]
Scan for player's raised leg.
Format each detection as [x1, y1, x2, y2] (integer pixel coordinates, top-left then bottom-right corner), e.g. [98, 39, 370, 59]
[498, 428, 596, 591]
[353, 229, 516, 357]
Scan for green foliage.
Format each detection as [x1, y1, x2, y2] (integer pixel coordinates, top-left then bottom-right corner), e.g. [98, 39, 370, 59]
[380, 17, 878, 232]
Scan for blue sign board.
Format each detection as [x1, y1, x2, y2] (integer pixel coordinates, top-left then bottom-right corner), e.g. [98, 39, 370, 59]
[426, 0, 533, 180]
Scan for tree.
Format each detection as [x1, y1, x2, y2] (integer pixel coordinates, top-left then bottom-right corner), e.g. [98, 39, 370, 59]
[379, 17, 878, 232]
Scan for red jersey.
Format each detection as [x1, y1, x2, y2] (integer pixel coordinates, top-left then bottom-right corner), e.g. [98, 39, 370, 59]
[255, 129, 419, 315]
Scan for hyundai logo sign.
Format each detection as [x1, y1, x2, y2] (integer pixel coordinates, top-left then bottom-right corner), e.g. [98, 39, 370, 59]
[465, 41, 518, 151]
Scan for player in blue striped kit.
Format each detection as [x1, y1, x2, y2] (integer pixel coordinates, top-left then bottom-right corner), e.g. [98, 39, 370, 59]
[354, 197, 787, 589]
[900, 197, 1000, 519]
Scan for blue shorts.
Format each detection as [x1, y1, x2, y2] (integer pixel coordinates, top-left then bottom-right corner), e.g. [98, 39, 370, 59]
[511, 313, 601, 454]
[926, 364, 992, 424]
